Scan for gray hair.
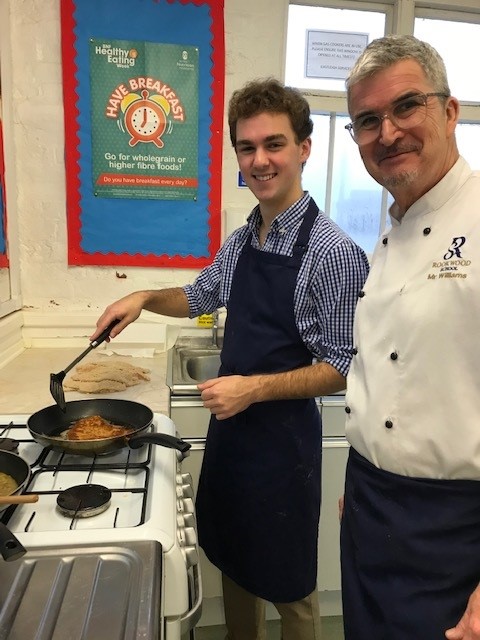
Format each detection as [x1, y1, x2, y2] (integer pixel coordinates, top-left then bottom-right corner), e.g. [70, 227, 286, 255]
[346, 35, 450, 97]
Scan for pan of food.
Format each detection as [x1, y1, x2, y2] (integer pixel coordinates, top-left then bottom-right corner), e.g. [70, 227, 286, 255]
[27, 399, 191, 456]
[0, 450, 31, 561]
[0, 450, 32, 512]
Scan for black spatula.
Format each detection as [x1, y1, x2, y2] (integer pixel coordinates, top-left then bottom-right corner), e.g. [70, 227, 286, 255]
[49, 320, 119, 412]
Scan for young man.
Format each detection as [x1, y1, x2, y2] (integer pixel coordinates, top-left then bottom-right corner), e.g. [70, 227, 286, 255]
[341, 35, 480, 640]
[92, 78, 368, 639]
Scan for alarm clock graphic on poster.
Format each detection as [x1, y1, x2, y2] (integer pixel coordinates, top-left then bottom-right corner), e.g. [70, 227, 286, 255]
[123, 89, 169, 148]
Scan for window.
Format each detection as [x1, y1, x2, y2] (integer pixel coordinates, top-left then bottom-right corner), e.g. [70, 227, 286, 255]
[303, 114, 386, 253]
[414, 16, 480, 102]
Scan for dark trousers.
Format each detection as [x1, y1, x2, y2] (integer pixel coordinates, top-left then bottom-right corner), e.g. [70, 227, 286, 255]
[341, 448, 480, 640]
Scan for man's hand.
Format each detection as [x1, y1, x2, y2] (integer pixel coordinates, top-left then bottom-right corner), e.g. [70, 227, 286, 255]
[90, 292, 148, 342]
[198, 375, 258, 420]
[446, 584, 480, 639]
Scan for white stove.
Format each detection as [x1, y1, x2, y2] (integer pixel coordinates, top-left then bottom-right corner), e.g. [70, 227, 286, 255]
[0, 412, 202, 640]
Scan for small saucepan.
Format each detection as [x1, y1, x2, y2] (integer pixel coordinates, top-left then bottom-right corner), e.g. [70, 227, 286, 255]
[27, 399, 191, 457]
[0, 450, 31, 561]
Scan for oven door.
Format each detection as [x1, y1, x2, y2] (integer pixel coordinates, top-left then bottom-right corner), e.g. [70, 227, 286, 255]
[0, 541, 163, 640]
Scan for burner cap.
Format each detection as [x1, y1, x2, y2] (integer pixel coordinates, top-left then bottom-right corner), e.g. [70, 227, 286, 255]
[56, 484, 112, 518]
[0, 438, 19, 452]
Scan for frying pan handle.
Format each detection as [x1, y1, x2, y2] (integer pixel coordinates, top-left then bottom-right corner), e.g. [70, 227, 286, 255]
[0, 522, 27, 562]
[128, 432, 191, 454]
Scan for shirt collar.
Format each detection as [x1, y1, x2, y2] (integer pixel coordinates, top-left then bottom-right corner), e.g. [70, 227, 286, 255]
[246, 191, 311, 233]
[389, 156, 472, 226]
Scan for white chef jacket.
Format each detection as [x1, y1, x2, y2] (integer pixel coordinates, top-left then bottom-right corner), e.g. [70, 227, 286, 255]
[346, 157, 480, 479]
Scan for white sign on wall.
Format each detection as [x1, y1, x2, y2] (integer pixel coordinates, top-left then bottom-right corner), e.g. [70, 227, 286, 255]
[305, 30, 368, 80]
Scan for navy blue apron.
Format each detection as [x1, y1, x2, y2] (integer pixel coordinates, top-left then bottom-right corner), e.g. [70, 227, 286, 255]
[196, 199, 322, 603]
[341, 447, 480, 640]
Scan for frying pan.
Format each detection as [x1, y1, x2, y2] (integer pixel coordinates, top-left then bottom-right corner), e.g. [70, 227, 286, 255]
[27, 399, 191, 456]
[0, 450, 31, 561]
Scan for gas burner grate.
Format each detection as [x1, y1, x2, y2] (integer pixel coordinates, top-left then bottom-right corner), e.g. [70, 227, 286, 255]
[37, 443, 153, 471]
[0, 422, 46, 467]
[2, 466, 151, 532]
[0, 422, 28, 429]
[0, 437, 20, 452]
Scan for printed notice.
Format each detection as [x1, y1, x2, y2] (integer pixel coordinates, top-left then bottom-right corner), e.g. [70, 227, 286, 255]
[305, 30, 368, 80]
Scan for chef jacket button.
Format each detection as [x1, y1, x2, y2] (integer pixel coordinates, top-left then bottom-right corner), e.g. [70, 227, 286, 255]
[382, 237, 388, 245]
[352, 347, 358, 355]
[390, 351, 398, 360]
[423, 227, 431, 235]
[345, 406, 351, 414]
[358, 290, 365, 298]
[385, 420, 393, 429]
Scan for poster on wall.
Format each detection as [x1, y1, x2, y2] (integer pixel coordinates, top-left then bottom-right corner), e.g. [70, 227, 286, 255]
[90, 39, 199, 201]
[61, 0, 224, 268]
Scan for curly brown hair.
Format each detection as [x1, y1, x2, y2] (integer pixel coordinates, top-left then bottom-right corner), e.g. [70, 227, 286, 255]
[228, 77, 313, 147]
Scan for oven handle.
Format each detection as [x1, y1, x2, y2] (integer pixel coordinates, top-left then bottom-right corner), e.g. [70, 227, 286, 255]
[180, 558, 203, 634]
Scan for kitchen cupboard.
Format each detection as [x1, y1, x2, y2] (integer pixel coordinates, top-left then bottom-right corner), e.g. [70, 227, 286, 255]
[171, 395, 348, 624]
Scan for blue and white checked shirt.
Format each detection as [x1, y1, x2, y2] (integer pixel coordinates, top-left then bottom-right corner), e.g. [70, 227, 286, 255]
[184, 193, 369, 376]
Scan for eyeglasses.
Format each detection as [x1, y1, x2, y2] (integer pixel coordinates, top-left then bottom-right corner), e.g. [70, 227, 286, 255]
[345, 92, 450, 145]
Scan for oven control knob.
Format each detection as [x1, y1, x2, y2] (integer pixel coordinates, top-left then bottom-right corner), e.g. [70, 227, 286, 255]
[177, 528, 185, 546]
[181, 483, 194, 498]
[184, 526, 197, 546]
[177, 514, 186, 528]
[185, 546, 199, 568]
[183, 512, 196, 527]
[181, 472, 193, 485]
[182, 497, 194, 513]
[176, 472, 193, 485]
[175, 478, 194, 498]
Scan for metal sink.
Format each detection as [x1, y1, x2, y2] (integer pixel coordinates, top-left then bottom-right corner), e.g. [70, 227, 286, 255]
[167, 336, 222, 395]
[184, 350, 222, 381]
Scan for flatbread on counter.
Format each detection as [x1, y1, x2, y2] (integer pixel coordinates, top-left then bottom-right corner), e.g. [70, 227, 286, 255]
[64, 360, 151, 394]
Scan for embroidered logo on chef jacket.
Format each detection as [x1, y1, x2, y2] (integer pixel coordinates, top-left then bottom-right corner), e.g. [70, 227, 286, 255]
[427, 236, 471, 280]
[443, 236, 466, 260]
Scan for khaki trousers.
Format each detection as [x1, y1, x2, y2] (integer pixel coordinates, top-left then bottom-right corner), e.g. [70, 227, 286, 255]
[222, 574, 322, 640]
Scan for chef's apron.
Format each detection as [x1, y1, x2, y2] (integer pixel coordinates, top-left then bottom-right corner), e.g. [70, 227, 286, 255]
[196, 199, 322, 603]
[341, 447, 480, 640]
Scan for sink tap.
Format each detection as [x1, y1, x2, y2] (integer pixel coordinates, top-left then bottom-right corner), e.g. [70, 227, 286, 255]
[212, 310, 219, 348]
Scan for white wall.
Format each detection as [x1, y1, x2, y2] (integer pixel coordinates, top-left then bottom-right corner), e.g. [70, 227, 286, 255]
[0, 0, 287, 320]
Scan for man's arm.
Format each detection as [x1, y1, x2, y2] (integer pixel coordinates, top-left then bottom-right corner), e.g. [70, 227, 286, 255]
[198, 361, 345, 420]
[90, 288, 190, 341]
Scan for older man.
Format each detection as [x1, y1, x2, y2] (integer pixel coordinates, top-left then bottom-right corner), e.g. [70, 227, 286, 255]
[341, 35, 480, 640]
